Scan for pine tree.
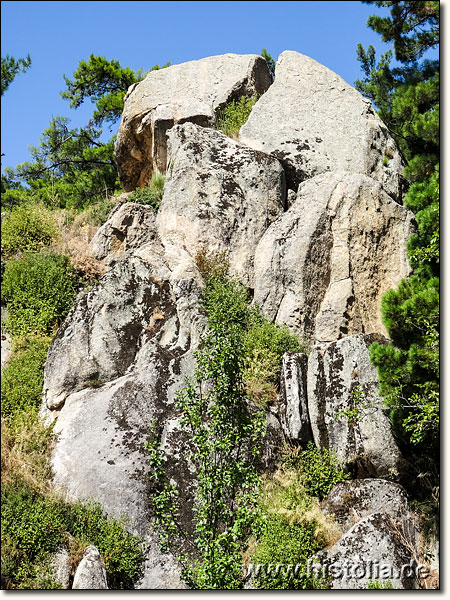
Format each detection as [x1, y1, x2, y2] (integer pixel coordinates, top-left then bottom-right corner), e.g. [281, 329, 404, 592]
[356, 1, 439, 468]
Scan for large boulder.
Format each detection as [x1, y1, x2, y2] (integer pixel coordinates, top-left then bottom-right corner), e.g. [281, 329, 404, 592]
[240, 50, 405, 200]
[253, 172, 414, 343]
[89, 198, 156, 266]
[115, 54, 272, 191]
[158, 122, 286, 287]
[311, 513, 418, 589]
[307, 334, 406, 479]
[321, 479, 420, 551]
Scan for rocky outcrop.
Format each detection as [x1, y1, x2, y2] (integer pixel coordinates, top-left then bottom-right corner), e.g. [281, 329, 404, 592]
[312, 513, 418, 589]
[240, 51, 405, 200]
[321, 479, 420, 549]
[278, 352, 312, 443]
[307, 334, 405, 478]
[159, 122, 286, 287]
[40, 51, 422, 589]
[89, 197, 156, 266]
[72, 546, 108, 590]
[253, 172, 414, 343]
[115, 54, 272, 191]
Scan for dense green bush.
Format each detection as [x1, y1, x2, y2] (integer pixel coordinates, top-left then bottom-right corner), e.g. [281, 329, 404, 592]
[1, 202, 57, 256]
[289, 442, 350, 500]
[129, 171, 165, 211]
[65, 502, 145, 589]
[2, 252, 79, 336]
[1, 335, 51, 426]
[243, 311, 305, 406]
[252, 514, 326, 589]
[1, 483, 66, 588]
[216, 95, 258, 138]
[1, 481, 145, 590]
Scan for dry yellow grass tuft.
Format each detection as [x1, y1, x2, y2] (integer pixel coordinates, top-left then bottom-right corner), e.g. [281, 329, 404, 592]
[1, 417, 54, 495]
[52, 209, 107, 282]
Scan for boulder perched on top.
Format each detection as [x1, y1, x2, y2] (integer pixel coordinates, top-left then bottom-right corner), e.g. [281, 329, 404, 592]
[307, 334, 406, 479]
[253, 172, 414, 343]
[158, 122, 286, 287]
[115, 54, 272, 191]
[240, 51, 404, 200]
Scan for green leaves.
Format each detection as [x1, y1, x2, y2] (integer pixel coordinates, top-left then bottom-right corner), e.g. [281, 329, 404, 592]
[1, 54, 31, 96]
[358, 1, 440, 471]
[2, 252, 80, 337]
[61, 54, 144, 128]
[148, 268, 268, 589]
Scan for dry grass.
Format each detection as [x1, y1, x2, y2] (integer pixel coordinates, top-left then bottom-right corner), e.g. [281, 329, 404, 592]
[51, 209, 106, 282]
[1, 416, 54, 495]
[261, 468, 342, 549]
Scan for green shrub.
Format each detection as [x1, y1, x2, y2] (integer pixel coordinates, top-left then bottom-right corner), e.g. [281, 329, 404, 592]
[1, 482, 65, 588]
[1, 335, 51, 426]
[252, 514, 326, 589]
[216, 95, 258, 138]
[287, 442, 350, 500]
[367, 580, 394, 589]
[2, 252, 80, 336]
[81, 195, 118, 226]
[66, 502, 145, 589]
[130, 171, 165, 211]
[1, 481, 145, 590]
[243, 312, 305, 406]
[1, 202, 57, 256]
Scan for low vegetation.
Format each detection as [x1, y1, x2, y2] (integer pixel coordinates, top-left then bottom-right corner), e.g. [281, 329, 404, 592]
[215, 95, 258, 138]
[129, 171, 165, 211]
[249, 443, 347, 590]
[1, 252, 80, 337]
[147, 250, 339, 590]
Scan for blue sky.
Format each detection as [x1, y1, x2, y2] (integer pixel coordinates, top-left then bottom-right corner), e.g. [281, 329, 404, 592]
[0, 1, 439, 171]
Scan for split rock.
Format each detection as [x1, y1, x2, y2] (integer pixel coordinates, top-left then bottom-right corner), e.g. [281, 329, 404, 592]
[115, 53, 272, 190]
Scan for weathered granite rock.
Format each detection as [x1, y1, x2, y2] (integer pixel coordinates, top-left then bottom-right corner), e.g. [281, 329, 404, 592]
[72, 545, 108, 589]
[1, 306, 11, 372]
[321, 479, 420, 551]
[89, 197, 156, 266]
[307, 334, 405, 478]
[115, 54, 272, 191]
[240, 50, 405, 200]
[311, 513, 418, 589]
[253, 172, 414, 343]
[158, 122, 286, 287]
[49, 546, 71, 589]
[278, 352, 312, 443]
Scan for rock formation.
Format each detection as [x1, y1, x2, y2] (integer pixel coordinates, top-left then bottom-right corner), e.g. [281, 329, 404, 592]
[240, 51, 405, 200]
[40, 51, 426, 589]
[115, 53, 272, 190]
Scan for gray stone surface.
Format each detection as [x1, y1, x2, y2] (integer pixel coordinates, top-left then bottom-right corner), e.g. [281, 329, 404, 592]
[72, 545, 108, 589]
[278, 352, 312, 443]
[307, 334, 405, 478]
[240, 50, 405, 200]
[253, 172, 414, 343]
[312, 513, 418, 589]
[322, 479, 420, 552]
[115, 53, 272, 190]
[159, 122, 286, 287]
[88, 197, 156, 266]
[49, 546, 71, 589]
[1, 306, 11, 372]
